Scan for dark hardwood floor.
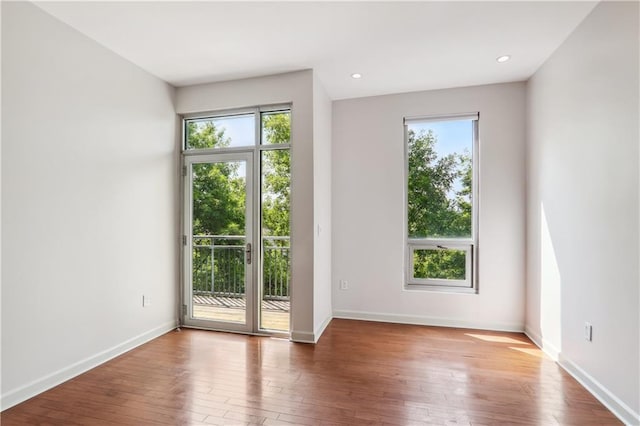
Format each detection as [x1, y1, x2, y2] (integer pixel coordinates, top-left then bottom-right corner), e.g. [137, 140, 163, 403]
[1, 319, 620, 425]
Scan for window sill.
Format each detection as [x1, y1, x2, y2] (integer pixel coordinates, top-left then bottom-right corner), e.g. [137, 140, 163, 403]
[403, 284, 478, 294]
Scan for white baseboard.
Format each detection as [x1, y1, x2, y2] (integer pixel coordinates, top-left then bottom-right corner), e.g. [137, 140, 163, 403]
[524, 327, 639, 425]
[290, 314, 333, 344]
[1, 320, 177, 411]
[523, 326, 560, 361]
[333, 309, 524, 332]
[290, 330, 315, 343]
[313, 315, 332, 343]
[558, 354, 640, 426]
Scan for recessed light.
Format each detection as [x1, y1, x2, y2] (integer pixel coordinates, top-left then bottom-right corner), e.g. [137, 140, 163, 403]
[496, 55, 511, 63]
[351, 73, 362, 79]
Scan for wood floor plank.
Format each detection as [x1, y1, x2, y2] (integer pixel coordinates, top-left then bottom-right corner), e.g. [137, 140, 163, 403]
[1, 319, 622, 425]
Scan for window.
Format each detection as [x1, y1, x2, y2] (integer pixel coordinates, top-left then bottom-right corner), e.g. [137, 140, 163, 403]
[405, 113, 478, 291]
[184, 107, 291, 151]
[185, 112, 255, 150]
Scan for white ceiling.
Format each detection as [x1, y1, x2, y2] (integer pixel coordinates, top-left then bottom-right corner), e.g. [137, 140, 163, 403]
[35, 1, 598, 100]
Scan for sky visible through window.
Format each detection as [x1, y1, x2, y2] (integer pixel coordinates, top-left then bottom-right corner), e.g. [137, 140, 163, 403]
[212, 115, 473, 194]
[409, 119, 472, 197]
[197, 115, 254, 177]
[213, 115, 472, 156]
[213, 114, 255, 147]
[410, 119, 472, 158]
[191, 111, 288, 180]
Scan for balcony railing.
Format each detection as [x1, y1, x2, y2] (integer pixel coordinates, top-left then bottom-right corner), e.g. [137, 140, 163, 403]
[192, 235, 290, 300]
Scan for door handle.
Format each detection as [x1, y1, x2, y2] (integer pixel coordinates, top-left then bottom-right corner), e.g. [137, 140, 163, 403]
[246, 243, 252, 265]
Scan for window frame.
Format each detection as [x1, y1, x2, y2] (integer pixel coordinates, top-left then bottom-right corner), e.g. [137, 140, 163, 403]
[180, 104, 292, 335]
[403, 113, 479, 293]
[182, 104, 291, 153]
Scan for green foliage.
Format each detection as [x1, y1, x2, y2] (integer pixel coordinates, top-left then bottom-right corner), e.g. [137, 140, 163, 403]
[193, 241, 246, 294]
[262, 112, 290, 146]
[262, 151, 290, 237]
[187, 121, 228, 150]
[413, 249, 466, 281]
[408, 129, 472, 280]
[189, 115, 291, 297]
[188, 121, 248, 294]
[188, 122, 245, 236]
[192, 246, 212, 292]
[262, 239, 290, 298]
[261, 113, 291, 297]
[257, 112, 291, 238]
[407, 129, 471, 238]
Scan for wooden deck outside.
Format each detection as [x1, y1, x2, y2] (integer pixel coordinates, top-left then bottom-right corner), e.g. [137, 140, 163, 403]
[193, 295, 290, 332]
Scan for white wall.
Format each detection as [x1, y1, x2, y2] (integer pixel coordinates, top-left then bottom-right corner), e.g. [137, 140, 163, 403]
[1, 2, 178, 409]
[312, 73, 333, 339]
[176, 71, 318, 342]
[525, 2, 639, 423]
[332, 82, 526, 331]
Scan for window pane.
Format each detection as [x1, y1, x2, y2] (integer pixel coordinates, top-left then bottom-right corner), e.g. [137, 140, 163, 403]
[261, 150, 290, 237]
[192, 161, 246, 237]
[261, 149, 291, 332]
[191, 160, 248, 323]
[407, 119, 473, 239]
[261, 111, 291, 145]
[413, 248, 466, 280]
[186, 113, 255, 150]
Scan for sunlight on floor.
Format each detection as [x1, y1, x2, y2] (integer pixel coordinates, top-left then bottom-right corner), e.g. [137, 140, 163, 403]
[465, 333, 530, 345]
[510, 346, 545, 358]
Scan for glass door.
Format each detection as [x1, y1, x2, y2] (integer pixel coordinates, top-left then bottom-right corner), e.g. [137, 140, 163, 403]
[183, 152, 254, 332]
[259, 147, 291, 333]
[182, 106, 292, 335]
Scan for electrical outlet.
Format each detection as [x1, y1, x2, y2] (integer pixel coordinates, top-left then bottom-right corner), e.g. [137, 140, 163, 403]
[143, 295, 152, 307]
[340, 280, 348, 290]
[584, 322, 592, 342]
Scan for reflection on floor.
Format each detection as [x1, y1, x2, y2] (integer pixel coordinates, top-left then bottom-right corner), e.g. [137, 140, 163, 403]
[1, 320, 621, 425]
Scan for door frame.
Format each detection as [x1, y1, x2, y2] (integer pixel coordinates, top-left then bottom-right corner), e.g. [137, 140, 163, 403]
[182, 151, 257, 333]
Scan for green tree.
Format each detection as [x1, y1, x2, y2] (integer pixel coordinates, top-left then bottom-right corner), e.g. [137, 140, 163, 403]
[188, 114, 292, 297]
[408, 129, 472, 280]
[188, 121, 246, 293]
[450, 153, 472, 236]
[407, 129, 471, 238]
[261, 113, 291, 298]
[188, 122, 245, 236]
[261, 112, 291, 237]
